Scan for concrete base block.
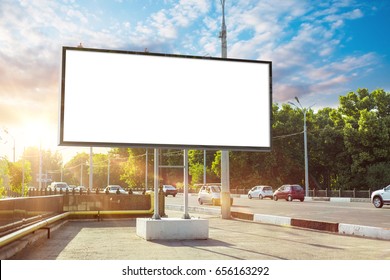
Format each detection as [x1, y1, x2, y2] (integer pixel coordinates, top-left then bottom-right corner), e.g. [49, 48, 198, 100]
[136, 218, 209, 241]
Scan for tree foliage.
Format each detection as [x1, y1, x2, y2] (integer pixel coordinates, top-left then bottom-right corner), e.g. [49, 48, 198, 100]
[8, 160, 32, 195]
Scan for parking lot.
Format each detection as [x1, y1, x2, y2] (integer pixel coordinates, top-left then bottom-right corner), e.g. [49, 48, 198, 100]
[166, 195, 390, 228]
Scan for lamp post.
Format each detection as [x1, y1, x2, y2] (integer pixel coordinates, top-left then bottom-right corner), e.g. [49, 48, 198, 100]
[288, 97, 313, 197]
[2, 128, 15, 162]
[219, 0, 231, 219]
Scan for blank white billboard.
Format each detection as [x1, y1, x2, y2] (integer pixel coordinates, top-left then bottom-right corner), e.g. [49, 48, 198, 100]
[59, 47, 272, 151]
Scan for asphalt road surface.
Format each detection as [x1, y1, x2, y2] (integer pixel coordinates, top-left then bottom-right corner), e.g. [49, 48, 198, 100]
[166, 195, 390, 228]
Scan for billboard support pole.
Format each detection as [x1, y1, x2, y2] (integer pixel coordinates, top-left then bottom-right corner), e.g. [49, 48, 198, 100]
[183, 149, 190, 219]
[152, 148, 161, 220]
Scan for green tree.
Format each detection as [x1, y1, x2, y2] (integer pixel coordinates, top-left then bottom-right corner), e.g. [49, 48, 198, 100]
[22, 147, 63, 188]
[188, 150, 219, 185]
[0, 158, 9, 197]
[8, 160, 32, 196]
[63, 152, 89, 186]
[310, 107, 348, 190]
[92, 153, 109, 189]
[106, 149, 128, 188]
[340, 89, 390, 189]
[120, 148, 148, 188]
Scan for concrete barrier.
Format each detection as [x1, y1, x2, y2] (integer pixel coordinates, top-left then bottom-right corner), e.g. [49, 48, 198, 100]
[330, 197, 351, 203]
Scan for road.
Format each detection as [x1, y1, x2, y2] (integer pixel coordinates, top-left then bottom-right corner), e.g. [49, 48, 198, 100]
[166, 194, 390, 228]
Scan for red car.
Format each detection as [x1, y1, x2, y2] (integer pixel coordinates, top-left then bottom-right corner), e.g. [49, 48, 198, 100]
[273, 184, 305, 202]
[162, 185, 178, 197]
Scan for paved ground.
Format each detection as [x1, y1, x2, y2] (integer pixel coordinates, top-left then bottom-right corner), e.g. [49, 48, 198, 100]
[7, 210, 390, 260]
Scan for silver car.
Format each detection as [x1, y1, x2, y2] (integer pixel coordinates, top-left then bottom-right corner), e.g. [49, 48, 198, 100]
[48, 182, 70, 193]
[248, 185, 273, 199]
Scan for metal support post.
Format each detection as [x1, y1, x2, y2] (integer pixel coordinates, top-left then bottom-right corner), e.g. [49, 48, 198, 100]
[221, 150, 231, 218]
[183, 149, 190, 219]
[152, 148, 161, 219]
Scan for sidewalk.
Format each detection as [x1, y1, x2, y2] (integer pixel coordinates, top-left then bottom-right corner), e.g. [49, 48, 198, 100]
[5, 210, 390, 260]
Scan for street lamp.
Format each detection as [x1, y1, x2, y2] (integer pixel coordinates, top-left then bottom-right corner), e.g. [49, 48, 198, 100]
[1, 128, 15, 162]
[219, 0, 231, 219]
[288, 97, 313, 197]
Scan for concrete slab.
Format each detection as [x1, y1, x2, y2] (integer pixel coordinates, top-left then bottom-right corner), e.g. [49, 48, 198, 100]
[136, 217, 208, 241]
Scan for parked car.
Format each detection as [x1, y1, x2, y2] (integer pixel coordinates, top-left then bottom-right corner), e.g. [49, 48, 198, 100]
[103, 185, 127, 194]
[198, 185, 233, 206]
[248, 185, 273, 199]
[371, 184, 390, 208]
[273, 184, 305, 202]
[48, 182, 70, 193]
[162, 185, 177, 197]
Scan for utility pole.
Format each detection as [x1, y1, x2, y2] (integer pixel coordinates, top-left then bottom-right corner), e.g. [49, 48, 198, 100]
[219, 0, 231, 219]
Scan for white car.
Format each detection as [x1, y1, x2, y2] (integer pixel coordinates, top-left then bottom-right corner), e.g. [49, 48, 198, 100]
[371, 184, 390, 208]
[162, 185, 177, 197]
[198, 185, 233, 206]
[248, 185, 273, 199]
[103, 185, 127, 194]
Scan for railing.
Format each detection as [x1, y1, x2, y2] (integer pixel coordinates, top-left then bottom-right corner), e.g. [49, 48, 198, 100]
[229, 187, 372, 198]
[24, 186, 373, 198]
[308, 188, 372, 198]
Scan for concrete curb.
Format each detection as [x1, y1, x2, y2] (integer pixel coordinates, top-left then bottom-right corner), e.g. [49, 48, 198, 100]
[166, 204, 390, 241]
[339, 223, 390, 240]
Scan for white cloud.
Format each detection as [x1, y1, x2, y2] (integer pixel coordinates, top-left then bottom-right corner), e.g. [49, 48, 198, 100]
[0, 0, 385, 158]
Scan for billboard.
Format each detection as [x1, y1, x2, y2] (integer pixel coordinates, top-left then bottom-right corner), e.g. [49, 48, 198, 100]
[59, 47, 272, 151]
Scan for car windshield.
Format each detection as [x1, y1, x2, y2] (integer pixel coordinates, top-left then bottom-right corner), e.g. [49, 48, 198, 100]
[210, 186, 221, 193]
[58, 184, 67, 188]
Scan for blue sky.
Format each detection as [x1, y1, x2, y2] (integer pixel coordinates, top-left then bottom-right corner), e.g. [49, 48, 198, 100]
[0, 0, 389, 161]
